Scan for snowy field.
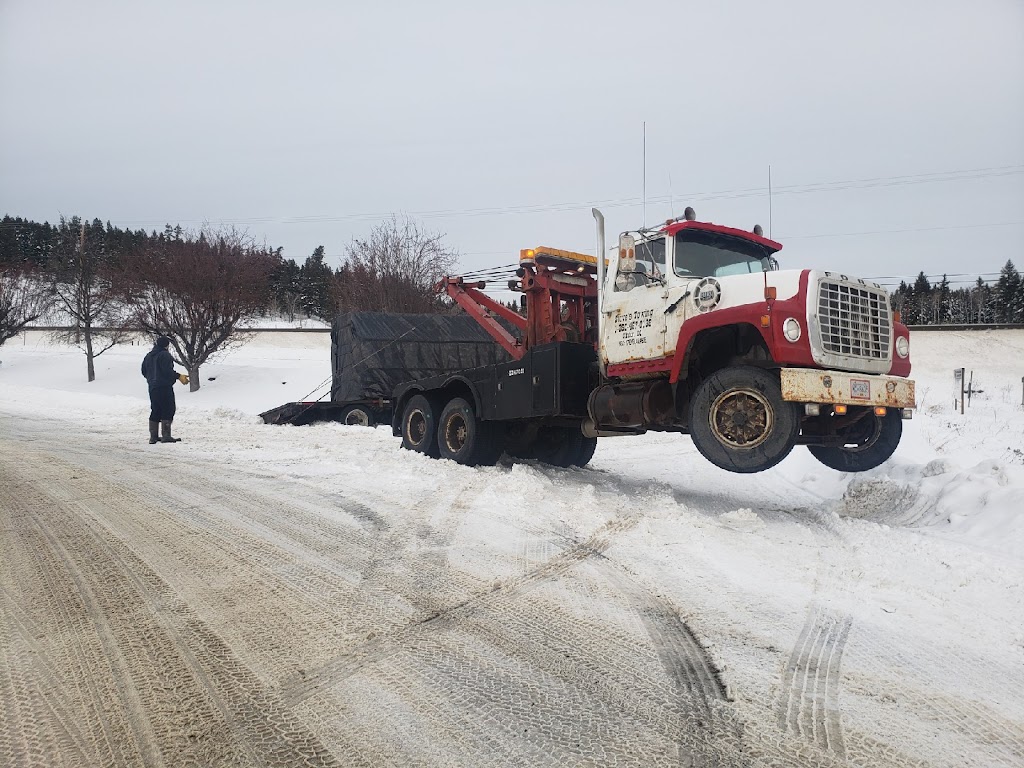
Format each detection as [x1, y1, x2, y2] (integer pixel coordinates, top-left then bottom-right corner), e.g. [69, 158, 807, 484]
[1, 328, 1023, 767]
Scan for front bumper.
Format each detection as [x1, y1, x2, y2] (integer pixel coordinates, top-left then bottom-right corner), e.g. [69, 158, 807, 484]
[780, 368, 916, 409]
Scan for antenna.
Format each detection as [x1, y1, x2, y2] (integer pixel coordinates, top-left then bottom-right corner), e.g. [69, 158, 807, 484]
[642, 121, 647, 228]
[668, 171, 676, 219]
[768, 164, 773, 239]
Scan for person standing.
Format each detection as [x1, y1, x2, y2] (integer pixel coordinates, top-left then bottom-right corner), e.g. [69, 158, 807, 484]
[141, 335, 188, 444]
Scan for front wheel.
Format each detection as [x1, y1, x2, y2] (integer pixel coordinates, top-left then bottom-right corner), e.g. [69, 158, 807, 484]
[807, 410, 902, 472]
[689, 366, 799, 473]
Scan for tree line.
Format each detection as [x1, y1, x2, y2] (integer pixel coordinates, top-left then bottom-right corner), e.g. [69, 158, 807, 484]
[3, 212, 1022, 386]
[0, 214, 459, 388]
[891, 264, 1024, 325]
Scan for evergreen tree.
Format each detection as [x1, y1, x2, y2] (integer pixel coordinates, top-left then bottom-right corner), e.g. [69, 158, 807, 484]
[994, 261, 1021, 323]
[298, 246, 335, 320]
[972, 278, 994, 324]
[935, 274, 951, 324]
[270, 258, 302, 320]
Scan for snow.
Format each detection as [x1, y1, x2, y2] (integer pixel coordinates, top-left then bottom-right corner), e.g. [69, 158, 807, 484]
[2, 327, 1023, 765]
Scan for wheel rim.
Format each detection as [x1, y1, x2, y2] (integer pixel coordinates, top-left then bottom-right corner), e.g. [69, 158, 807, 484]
[407, 410, 427, 446]
[443, 413, 468, 454]
[709, 388, 774, 449]
[345, 409, 370, 427]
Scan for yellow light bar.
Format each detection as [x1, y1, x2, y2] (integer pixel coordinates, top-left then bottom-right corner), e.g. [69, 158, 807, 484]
[519, 246, 597, 267]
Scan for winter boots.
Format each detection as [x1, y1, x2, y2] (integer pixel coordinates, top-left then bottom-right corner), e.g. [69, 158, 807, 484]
[159, 420, 181, 443]
[149, 420, 160, 444]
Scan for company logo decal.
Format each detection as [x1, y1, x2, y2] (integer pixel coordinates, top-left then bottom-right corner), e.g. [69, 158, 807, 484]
[693, 278, 722, 313]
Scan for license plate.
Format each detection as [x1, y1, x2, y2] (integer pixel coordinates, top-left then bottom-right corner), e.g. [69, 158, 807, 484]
[850, 379, 871, 400]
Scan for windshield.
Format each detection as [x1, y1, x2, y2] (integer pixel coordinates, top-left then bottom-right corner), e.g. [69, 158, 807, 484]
[673, 230, 776, 278]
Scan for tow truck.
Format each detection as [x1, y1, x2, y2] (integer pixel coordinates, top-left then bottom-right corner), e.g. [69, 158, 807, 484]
[391, 207, 916, 473]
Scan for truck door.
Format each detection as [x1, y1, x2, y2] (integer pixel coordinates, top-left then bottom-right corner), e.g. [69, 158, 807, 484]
[600, 234, 669, 367]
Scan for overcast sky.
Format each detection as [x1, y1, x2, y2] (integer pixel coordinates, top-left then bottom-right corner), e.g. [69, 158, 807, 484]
[2, 0, 1022, 290]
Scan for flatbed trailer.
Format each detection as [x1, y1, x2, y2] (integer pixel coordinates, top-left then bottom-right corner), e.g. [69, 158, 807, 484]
[259, 399, 386, 427]
[262, 311, 512, 428]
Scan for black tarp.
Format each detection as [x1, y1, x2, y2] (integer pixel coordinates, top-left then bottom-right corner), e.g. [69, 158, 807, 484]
[330, 311, 513, 402]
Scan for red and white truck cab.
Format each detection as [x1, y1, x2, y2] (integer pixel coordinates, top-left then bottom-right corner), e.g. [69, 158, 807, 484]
[592, 206, 916, 472]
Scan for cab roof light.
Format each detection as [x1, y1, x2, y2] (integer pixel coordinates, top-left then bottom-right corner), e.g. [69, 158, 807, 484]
[520, 246, 596, 268]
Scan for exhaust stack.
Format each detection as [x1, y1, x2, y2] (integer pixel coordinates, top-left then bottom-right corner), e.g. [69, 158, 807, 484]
[591, 208, 605, 353]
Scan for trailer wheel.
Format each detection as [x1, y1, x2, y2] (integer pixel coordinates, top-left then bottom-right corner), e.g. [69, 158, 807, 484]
[807, 409, 902, 472]
[401, 395, 439, 457]
[689, 366, 799, 473]
[438, 397, 503, 466]
[340, 404, 375, 427]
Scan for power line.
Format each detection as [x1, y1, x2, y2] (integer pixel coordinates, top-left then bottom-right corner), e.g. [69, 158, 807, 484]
[779, 220, 1022, 241]
[2, 164, 1020, 232]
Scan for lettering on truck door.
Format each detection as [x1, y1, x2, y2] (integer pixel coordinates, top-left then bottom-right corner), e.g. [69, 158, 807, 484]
[601, 234, 669, 366]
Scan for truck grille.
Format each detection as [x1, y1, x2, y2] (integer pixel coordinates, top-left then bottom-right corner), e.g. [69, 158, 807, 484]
[816, 279, 891, 361]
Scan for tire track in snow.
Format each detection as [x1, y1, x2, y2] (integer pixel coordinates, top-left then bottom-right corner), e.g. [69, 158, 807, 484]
[779, 604, 853, 755]
[1, 445, 346, 768]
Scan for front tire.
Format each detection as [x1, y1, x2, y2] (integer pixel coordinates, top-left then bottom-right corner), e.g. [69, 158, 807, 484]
[807, 409, 902, 472]
[437, 397, 503, 467]
[689, 366, 799, 473]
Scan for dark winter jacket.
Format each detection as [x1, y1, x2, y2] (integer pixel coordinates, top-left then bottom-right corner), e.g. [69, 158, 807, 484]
[141, 346, 178, 389]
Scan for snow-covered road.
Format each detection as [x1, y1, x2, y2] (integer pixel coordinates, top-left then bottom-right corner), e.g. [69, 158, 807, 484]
[1, 330, 1023, 767]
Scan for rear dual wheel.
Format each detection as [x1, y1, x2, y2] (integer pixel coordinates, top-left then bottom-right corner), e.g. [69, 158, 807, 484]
[533, 426, 597, 468]
[401, 394, 439, 457]
[438, 397, 503, 467]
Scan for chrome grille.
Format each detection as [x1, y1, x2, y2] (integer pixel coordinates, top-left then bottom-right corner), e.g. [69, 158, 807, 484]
[816, 280, 891, 360]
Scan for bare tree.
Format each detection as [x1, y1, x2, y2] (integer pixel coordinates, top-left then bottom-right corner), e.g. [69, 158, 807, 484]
[337, 215, 458, 313]
[49, 217, 133, 381]
[129, 227, 279, 391]
[0, 266, 46, 347]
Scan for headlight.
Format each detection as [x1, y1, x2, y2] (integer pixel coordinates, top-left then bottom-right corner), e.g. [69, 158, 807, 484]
[783, 317, 802, 342]
[896, 335, 909, 358]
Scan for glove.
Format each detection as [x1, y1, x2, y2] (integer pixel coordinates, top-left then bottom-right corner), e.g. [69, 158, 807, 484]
[178, 373, 190, 385]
